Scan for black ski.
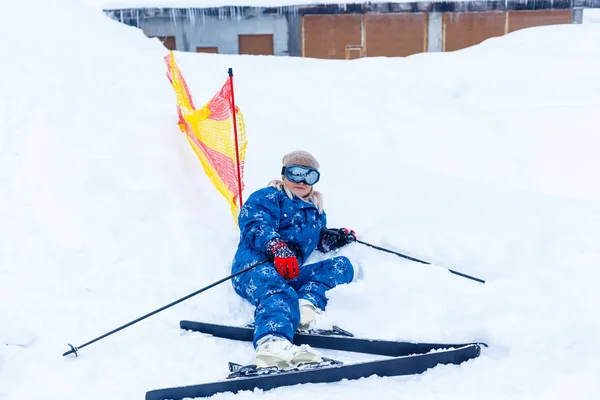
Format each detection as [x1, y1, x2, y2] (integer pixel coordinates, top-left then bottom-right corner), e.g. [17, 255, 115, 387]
[179, 320, 487, 357]
[145, 343, 482, 400]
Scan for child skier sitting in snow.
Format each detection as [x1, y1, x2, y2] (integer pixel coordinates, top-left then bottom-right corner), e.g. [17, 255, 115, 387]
[231, 150, 357, 369]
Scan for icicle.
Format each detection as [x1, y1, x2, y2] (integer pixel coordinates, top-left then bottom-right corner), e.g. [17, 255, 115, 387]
[188, 8, 195, 27]
[170, 8, 177, 29]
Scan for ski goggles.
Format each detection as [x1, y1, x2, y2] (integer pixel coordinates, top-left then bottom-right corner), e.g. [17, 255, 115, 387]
[281, 165, 321, 185]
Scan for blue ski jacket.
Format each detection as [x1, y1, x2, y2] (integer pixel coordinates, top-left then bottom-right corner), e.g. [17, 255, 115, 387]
[232, 186, 326, 272]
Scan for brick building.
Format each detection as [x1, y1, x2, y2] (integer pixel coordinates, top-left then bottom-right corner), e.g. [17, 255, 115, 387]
[105, 1, 598, 59]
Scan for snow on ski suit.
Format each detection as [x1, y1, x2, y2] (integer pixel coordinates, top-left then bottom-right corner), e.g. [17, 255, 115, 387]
[231, 186, 354, 347]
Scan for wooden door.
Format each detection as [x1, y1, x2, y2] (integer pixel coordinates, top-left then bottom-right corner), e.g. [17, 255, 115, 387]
[365, 14, 428, 57]
[238, 34, 274, 55]
[196, 47, 219, 53]
[443, 12, 506, 52]
[508, 10, 571, 33]
[302, 15, 362, 59]
[157, 36, 176, 50]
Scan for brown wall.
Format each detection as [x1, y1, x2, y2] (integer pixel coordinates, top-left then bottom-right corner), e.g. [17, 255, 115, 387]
[157, 36, 176, 50]
[365, 14, 428, 57]
[302, 13, 428, 59]
[508, 10, 571, 33]
[443, 12, 506, 52]
[302, 9, 573, 59]
[238, 34, 274, 55]
[302, 14, 362, 59]
[196, 47, 218, 53]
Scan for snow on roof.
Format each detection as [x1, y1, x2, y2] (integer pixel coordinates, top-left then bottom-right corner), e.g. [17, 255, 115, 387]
[93, 0, 493, 10]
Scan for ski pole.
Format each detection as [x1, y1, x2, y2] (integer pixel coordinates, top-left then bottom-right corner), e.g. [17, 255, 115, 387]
[356, 239, 485, 284]
[62, 259, 269, 357]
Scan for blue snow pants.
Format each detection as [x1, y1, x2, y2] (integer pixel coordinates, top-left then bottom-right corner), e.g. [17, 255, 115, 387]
[232, 256, 354, 348]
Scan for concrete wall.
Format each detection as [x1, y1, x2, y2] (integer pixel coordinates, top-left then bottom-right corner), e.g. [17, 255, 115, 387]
[139, 14, 290, 55]
[572, 8, 584, 23]
[427, 12, 443, 52]
[286, 14, 302, 57]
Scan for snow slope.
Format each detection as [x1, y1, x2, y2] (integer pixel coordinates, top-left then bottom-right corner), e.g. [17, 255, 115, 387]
[1, 1, 599, 400]
[584, 8, 600, 24]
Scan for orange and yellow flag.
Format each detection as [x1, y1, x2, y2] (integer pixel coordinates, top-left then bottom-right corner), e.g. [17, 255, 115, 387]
[164, 52, 247, 223]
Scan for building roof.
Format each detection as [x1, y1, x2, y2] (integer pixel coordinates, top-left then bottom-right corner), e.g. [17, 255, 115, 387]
[95, 0, 499, 9]
[93, 0, 597, 10]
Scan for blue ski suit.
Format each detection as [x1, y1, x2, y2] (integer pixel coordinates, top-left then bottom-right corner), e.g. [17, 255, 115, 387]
[231, 186, 354, 347]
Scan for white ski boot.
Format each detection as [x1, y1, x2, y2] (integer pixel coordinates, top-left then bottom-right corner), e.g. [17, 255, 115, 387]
[255, 335, 322, 369]
[298, 299, 317, 330]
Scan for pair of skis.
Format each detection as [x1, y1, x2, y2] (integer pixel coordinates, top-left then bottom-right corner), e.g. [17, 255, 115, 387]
[145, 320, 486, 400]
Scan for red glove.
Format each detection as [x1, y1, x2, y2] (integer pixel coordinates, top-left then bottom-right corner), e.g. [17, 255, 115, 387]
[266, 238, 299, 280]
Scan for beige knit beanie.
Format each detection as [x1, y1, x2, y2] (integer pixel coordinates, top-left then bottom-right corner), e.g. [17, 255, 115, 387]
[282, 150, 320, 170]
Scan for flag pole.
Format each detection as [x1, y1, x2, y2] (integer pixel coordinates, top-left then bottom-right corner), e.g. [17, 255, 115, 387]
[228, 68, 243, 209]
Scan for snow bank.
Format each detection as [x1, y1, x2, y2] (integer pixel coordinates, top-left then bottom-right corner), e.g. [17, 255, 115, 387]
[1, 1, 599, 399]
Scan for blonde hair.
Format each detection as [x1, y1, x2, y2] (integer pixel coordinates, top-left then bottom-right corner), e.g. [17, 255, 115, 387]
[268, 179, 323, 213]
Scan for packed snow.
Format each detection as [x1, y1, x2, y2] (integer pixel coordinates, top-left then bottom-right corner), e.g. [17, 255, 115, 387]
[1, 1, 599, 399]
[584, 8, 600, 24]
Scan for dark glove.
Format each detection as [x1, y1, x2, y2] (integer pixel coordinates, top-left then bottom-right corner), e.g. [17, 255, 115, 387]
[319, 228, 357, 253]
[336, 228, 357, 243]
[266, 238, 299, 280]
